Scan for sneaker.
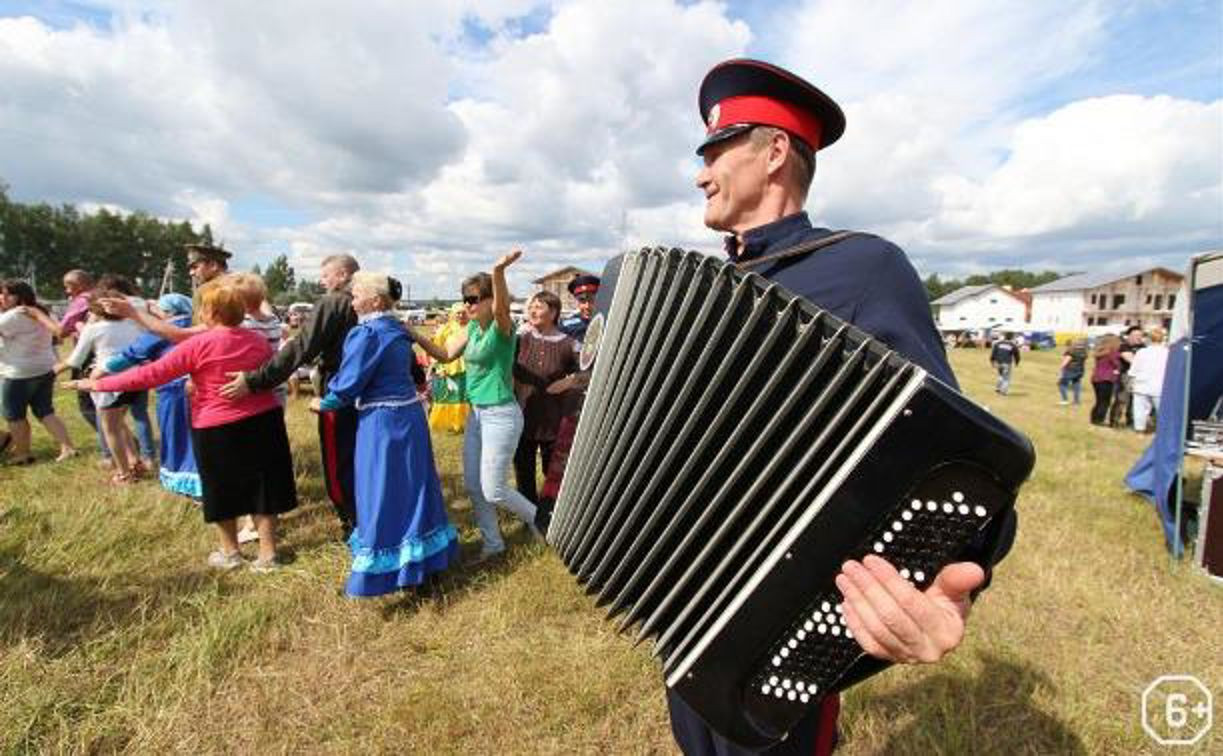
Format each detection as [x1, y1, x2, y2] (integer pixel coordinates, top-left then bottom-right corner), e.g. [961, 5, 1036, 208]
[237, 526, 260, 544]
[1058, 400, 1069, 406]
[206, 550, 245, 570]
[250, 556, 279, 573]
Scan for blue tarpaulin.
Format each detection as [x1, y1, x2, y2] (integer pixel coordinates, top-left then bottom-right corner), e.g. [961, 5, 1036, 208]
[1126, 259, 1223, 554]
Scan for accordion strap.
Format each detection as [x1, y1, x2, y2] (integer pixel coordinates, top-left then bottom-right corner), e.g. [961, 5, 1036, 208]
[735, 230, 861, 271]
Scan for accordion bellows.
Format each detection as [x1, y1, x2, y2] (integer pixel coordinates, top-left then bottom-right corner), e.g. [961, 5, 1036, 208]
[549, 248, 1035, 748]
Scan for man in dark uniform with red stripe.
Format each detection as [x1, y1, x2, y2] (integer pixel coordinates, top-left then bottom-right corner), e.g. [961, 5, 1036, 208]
[668, 58, 1017, 755]
[560, 274, 600, 344]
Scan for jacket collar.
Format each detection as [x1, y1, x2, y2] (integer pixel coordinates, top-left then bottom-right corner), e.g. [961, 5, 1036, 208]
[725, 211, 814, 262]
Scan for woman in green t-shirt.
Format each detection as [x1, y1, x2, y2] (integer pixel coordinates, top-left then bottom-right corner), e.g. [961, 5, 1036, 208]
[413, 250, 546, 562]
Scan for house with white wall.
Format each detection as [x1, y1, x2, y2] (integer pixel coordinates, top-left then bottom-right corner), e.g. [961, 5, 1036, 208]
[932, 284, 1028, 331]
[1029, 268, 1182, 332]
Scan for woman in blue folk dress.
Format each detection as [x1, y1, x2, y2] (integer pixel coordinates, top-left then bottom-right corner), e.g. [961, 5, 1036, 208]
[311, 272, 458, 597]
[104, 293, 201, 499]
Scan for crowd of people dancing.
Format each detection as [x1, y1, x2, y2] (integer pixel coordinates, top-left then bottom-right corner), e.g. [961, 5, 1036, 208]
[0, 243, 597, 597]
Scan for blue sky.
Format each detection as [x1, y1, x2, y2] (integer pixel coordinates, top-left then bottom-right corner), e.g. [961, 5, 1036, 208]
[0, 1, 1219, 295]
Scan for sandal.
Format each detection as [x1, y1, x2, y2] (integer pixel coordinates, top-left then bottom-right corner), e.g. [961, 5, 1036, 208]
[130, 459, 149, 478]
[110, 471, 135, 485]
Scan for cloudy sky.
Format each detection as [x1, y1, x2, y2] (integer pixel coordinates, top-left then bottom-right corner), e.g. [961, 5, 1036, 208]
[1, 0, 1220, 296]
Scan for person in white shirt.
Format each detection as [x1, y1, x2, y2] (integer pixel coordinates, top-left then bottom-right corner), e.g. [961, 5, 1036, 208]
[0, 280, 77, 463]
[1129, 326, 1169, 433]
[54, 289, 149, 483]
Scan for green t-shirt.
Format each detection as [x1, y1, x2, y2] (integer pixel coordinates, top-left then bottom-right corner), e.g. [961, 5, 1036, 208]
[465, 319, 516, 406]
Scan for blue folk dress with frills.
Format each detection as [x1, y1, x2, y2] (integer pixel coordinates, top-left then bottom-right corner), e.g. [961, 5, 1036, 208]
[107, 314, 201, 499]
[319, 312, 458, 597]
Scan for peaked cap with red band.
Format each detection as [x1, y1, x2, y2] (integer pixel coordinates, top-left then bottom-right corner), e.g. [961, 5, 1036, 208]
[697, 58, 845, 156]
[567, 273, 600, 297]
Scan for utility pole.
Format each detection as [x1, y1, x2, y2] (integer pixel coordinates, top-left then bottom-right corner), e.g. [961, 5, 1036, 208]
[159, 258, 175, 296]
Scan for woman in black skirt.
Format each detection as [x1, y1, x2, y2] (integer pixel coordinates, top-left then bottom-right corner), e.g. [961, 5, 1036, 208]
[65, 278, 296, 571]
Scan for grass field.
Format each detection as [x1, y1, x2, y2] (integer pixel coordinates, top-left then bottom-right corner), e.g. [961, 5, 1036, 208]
[1, 348, 1219, 754]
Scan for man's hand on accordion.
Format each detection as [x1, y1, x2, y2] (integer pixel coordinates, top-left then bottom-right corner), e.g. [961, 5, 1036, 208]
[834, 555, 985, 665]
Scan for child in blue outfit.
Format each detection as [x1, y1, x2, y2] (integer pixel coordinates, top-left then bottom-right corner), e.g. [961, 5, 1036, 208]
[311, 272, 458, 597]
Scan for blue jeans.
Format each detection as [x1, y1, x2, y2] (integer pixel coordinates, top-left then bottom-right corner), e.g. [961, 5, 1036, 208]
[95, 391, 156, 460]
[994, 363, 1013, 394]
[463, 401, 538, 554]
[1058, 374, 1082, 404]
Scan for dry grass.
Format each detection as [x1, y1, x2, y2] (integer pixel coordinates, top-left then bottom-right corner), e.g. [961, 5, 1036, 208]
[1, 349, 1219, 754]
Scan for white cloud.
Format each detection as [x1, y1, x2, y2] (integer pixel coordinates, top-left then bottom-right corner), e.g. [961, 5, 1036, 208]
[0, 0, 1219, 295]
[934, 95, 1222, 238]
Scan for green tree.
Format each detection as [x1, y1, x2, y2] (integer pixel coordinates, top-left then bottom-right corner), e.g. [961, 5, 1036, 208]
[290, 278, 325, 304]
[0, 178, 207, 298]
[262, 254, 296, 301]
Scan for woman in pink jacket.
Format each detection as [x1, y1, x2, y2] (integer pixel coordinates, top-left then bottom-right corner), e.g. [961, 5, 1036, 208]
[64, 278, 297, 571]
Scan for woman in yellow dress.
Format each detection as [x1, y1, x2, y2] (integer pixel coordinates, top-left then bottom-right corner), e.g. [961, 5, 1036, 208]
[427, 303, 470, 433]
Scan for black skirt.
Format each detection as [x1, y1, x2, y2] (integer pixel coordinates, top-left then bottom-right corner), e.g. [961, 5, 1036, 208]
[192, 408, 298, 523]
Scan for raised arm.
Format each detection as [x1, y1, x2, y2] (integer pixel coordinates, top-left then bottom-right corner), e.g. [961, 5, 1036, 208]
[99, 296, 203, 343]
[409, 325, 467, 363]
[20, 306, 64, 338]
[492, 249, 521, 337]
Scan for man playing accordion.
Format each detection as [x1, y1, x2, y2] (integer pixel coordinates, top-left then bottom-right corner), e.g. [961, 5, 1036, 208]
[666, 58, 1018, 756]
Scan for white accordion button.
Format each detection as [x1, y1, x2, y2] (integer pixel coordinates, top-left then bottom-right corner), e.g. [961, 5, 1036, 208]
[873, 542, 884, 553]
[774, 688, 784, 699]
[958, 504, 970, 516]
[902, 510, 913, 521]
[914, 570, 926, 583]
[817, 623, 827, 634]
[926, 500, 937, 512]
[780, 648, 790, 658]
[835, 603, 843, 614]
[770, 675, 779, 686]
[975, 505, 988, 518]
[797, 630, 807, 641]
[911, 499, 922, 510]
[804, 620, 814, 632]
[787, 691, 797, 701]
[762, 685, 771, 695]
[883, 532, 894, 543]
[821, 601, 831, 612]
[796, 682, 806, 692]
[892, 521, 903, 531]
[800, 693, 811, 703]
[772, 655, 781, 667]
[846, 628, 854, 640]
[942, 502, 954, 514]
[783, 678, 792, 689]
[952, 491, 965, 503]
[787, 639, 797, 649]
[899, 568, 911, 579]
[832, 626, 841, 636]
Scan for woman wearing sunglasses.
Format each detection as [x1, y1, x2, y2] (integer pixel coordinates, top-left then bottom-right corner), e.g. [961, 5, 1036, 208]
[411, 250, 548, 563]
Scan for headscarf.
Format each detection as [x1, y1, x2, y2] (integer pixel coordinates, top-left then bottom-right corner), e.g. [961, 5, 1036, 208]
[158, 293, 193, 318]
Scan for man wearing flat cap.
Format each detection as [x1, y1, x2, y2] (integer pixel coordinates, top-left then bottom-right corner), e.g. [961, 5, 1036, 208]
[666, 58, 1017, 755]
[560, 273, 600, 344]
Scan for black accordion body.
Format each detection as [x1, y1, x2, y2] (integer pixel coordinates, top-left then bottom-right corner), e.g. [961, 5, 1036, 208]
[548, 247, 1035, 748]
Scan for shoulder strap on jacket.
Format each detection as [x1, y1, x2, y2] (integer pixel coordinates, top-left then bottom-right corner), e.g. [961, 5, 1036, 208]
[735, 230, 861, 271]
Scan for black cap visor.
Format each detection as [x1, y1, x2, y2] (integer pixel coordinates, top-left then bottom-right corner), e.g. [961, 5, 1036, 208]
[696, 123, 755, 156]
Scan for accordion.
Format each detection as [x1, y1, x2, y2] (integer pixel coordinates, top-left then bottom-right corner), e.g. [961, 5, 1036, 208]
[548, 247, 1034, 748]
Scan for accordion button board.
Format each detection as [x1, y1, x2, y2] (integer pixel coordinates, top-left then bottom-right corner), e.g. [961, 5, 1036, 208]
[548, 247, 1035, 749]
